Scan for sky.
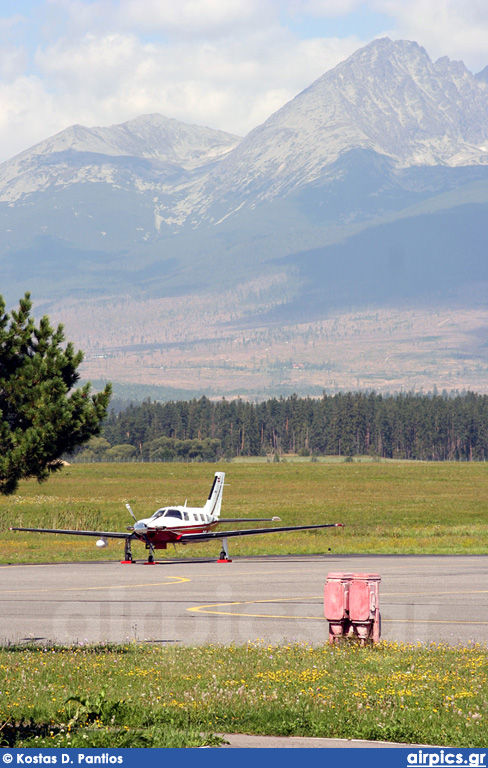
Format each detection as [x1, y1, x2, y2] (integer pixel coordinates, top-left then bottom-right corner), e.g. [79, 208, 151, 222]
[0, 0, 488, 163]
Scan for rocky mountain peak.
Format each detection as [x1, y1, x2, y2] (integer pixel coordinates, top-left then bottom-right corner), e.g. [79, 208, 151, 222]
[172, 38, 487, 227]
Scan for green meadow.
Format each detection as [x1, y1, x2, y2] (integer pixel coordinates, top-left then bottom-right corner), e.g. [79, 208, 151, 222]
[1, 458, 488, 563]
[1, 641, 487, 748]
[1, 460, 488, 748]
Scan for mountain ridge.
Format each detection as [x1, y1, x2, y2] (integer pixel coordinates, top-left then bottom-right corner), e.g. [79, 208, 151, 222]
[1, 38, 488, 345]
[0, 114, 240, 204]
[2, 39, 487, 220]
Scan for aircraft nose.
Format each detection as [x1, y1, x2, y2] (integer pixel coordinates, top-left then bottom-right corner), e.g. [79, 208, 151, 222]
[133, 522, 148, 535]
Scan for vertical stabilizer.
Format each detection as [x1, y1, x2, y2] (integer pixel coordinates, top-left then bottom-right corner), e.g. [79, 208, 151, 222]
[204, 472, 225, 519]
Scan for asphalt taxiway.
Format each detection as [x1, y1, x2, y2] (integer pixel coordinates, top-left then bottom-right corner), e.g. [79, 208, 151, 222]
[1, 554, 487, 646]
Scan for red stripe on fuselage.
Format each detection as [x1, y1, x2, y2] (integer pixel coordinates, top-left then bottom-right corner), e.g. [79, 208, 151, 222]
[133, 522, 218, 548]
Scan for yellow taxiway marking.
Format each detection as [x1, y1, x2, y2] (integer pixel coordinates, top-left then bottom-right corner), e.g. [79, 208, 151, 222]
[0, 576, 190, 595]
[188, 591, 488, 624]
[188, 597, 324, 621]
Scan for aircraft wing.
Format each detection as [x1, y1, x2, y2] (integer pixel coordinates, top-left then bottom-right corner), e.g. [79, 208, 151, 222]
[179, 522, 344, 543]
[10, 527, 132, 540]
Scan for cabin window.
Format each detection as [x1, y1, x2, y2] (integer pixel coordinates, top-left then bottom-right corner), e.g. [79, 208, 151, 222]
[183, 512, 189, 521]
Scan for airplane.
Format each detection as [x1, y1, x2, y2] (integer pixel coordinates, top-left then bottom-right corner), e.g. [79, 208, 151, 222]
[10, 471, 344, 564]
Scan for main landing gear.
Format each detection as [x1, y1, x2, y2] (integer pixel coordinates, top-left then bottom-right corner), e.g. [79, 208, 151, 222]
[121, 537, 233, 564]
[217, 537, 232, 563]
[121, 537, 134, 564]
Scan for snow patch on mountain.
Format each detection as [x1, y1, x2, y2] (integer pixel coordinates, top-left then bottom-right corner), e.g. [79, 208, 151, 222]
[0, 114, 240, 204]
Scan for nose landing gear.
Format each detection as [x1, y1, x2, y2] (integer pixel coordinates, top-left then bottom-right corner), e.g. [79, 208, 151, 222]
[144, 540, 156, 565]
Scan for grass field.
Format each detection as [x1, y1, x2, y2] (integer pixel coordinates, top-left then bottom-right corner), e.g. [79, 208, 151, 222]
[1, 640, 487, 748]
[1, 459, 488, 563]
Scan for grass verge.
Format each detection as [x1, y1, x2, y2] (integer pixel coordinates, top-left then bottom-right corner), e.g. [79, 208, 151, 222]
[1, 641, 487, 748]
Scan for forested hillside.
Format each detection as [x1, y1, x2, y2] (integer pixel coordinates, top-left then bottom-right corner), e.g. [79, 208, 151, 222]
[73, 392, 488, 462]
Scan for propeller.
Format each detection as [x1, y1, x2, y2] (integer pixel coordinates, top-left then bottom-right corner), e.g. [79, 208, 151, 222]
[125, 503, 155, 562]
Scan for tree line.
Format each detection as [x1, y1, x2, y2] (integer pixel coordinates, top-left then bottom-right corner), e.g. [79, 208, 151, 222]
[74, 391, 488, 462]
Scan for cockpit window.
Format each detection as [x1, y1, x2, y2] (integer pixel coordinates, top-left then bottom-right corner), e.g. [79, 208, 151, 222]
[150, 510, 165, 520]
[164, 509, 182, 520]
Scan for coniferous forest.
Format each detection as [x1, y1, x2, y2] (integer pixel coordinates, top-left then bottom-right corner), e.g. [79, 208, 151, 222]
[75, 391, 488, 462]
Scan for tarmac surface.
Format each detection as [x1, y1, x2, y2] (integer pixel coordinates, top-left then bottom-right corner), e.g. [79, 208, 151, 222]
[1, 553, 487, 646]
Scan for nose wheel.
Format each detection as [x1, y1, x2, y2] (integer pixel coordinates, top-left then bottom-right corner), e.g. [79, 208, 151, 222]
[144, 539, 156, 564]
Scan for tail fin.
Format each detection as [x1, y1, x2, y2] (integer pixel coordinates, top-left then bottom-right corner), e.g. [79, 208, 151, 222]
[204, 472, 225, 519]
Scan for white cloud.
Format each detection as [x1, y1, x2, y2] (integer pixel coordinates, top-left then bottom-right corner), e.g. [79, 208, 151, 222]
[287, 0, 366, 17]
[0, 76, 61, 155]
[33, 26, 359, 131]
[43, 0, 277, 41]
[0, 5, 362, 161]
[117, 0, 274, 38]
[0, 44, 28, 82]
[0, 0, 486, 163]
[372, 0, 488, 72]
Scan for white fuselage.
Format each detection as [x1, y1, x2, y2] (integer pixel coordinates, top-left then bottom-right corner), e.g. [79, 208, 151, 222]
[132, 471, 225, 548]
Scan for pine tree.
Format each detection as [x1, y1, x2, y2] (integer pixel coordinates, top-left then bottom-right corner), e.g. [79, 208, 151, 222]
[0, 293, 112, 494]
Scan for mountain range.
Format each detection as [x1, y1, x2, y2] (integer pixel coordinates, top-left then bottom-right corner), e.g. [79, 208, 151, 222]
[1, 37, 488, 398]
